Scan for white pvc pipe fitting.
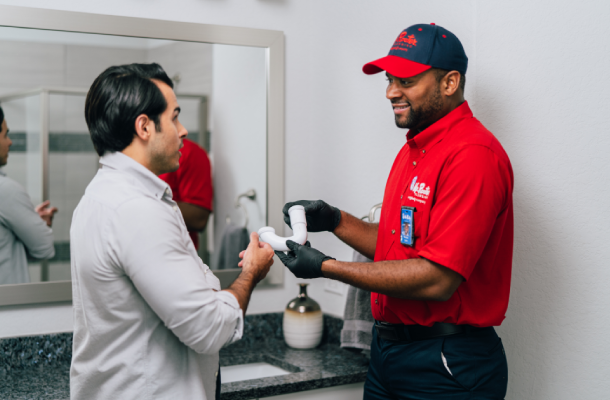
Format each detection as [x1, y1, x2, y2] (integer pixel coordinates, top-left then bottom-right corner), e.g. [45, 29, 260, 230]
[258, 205, 307, 251]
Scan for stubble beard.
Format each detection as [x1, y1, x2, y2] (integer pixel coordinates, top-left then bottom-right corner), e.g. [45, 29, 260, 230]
[150, 135, 181, 175]
[152, 148, 180, 175]
[395, 85, 443, 130]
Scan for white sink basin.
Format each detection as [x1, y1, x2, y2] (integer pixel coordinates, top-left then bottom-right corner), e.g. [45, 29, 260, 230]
[220, 362, 291, 383]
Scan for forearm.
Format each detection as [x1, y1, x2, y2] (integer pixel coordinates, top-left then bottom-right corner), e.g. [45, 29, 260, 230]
[10, 209, 55, 258]
[223, 270, 258, 313]
[177, 202, 210, 231]
[321, 258, 462, 301]
[332, 211, 378, 259]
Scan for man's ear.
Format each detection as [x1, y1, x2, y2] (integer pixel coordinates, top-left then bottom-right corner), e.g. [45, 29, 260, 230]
[442, 71, 461, 97]
[134, 114, 154, 142]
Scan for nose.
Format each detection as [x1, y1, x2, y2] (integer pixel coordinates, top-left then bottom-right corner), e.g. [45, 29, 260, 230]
[386, 81, 402, 100]
[178, 122, 188, 139]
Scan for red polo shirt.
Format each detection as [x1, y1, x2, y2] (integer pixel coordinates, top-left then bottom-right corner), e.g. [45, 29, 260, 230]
[372, 101, 513, 327]
[159, 139, 213, 249]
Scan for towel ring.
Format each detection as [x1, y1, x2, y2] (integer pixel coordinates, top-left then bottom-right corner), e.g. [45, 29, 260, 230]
[361, 202, 382, 223]
[226, 189, 257, 228]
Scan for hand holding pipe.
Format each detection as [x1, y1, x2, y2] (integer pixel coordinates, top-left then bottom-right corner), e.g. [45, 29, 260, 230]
[258, 205, 307, 251]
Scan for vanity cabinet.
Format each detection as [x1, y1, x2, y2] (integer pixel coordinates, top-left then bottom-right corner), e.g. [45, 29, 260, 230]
[259, 383, 364, 400]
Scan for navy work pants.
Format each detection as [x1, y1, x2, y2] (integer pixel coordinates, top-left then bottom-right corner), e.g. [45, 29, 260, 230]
[216, 367, 221, 399]
[364, 326, 508, 399]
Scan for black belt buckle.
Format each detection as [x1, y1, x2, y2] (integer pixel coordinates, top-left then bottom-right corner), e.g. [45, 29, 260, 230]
[375, 321, 411, 342]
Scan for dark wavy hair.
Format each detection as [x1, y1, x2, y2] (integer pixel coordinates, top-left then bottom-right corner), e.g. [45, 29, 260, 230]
[85, 63, 173, 156]
[0, 106, 4, 127]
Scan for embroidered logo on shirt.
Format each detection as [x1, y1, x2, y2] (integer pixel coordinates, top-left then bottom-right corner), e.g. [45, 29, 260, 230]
[408, 176, 431, 203]
[410, 176, 419, 191]
[413, 182, 431, 199]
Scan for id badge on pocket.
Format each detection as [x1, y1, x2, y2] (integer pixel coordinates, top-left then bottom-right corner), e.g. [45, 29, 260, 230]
[400, 206, 416, 247]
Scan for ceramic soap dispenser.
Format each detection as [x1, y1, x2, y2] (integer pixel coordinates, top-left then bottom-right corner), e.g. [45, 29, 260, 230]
[283, 283, 324, 349]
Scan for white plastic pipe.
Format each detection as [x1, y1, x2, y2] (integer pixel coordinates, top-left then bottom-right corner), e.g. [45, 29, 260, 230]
[258, 205, 307, 251]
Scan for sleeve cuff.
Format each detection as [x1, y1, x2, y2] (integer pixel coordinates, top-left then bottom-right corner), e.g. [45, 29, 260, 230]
[216, 291, 244, 346]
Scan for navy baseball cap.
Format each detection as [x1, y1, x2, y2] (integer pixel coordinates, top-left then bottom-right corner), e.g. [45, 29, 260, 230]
[363, 23, 468, 78]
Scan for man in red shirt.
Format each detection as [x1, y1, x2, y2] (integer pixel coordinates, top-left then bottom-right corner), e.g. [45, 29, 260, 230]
[159, 138, 213, 249]
[276, 24, 512, 399]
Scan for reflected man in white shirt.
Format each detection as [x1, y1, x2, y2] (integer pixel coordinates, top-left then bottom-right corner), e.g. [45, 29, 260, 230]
[0, 106, 57, 284]
[70, 63, 274, 400]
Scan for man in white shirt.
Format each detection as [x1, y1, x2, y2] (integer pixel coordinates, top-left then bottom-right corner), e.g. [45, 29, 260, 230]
[70, 63, 275, 400]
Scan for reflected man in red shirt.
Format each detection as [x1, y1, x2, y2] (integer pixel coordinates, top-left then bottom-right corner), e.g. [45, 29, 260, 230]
[160, 138, 213, 250]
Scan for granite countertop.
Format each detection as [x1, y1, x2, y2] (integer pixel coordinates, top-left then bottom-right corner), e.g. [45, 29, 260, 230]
[0, 313, 369, 400]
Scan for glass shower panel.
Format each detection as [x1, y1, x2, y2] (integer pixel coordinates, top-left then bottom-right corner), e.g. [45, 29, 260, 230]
[0, 94, 44, 282]
[1, 94, 42, 205]
[47, 93, 98, 281]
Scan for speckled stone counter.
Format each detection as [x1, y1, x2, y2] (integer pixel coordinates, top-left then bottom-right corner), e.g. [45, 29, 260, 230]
[0, 313, 369, 400]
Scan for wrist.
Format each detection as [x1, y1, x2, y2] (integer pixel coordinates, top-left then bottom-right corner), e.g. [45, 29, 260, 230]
[320, 258, 336, 278]
[331, 208, 343, 232]
[237, 269, 260, 286]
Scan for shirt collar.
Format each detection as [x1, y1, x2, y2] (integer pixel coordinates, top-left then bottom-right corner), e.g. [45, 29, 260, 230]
[99, 152, 171, 200]
[406, 101, 473, 150]
[0, 168, 6, 177]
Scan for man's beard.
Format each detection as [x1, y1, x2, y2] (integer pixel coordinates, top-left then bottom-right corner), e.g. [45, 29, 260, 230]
[395, 86, 443, 130]
[150, 139, 181, 175]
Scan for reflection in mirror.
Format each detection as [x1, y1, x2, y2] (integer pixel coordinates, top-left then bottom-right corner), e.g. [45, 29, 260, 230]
[0, 27, 267, 285]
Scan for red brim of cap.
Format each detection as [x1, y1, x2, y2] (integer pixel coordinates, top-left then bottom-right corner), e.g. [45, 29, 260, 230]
[363, 55, 431, 78]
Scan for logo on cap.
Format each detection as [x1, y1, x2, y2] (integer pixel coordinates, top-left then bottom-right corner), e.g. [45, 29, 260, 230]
[391, 31, 417, 52]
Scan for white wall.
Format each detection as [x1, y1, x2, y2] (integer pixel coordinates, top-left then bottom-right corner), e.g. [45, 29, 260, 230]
[0, 1, 609, 398]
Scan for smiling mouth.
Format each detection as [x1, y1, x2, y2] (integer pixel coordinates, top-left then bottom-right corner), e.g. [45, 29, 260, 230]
[393, 104, 410, 114]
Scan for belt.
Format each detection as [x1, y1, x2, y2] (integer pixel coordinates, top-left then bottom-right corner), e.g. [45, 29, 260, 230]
[374, 320, 489, 342]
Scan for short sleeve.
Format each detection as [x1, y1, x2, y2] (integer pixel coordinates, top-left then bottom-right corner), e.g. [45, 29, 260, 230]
[418, 145, 511, 280]
[176, 143, 213, 211]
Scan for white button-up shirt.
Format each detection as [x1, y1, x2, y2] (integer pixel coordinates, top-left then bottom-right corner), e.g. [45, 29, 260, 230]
[0, 170, 55, 284]
[70, 152, 243, 400]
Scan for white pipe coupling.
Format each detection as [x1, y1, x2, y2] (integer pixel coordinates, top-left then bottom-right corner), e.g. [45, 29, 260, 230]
[258, 205, 307, 251]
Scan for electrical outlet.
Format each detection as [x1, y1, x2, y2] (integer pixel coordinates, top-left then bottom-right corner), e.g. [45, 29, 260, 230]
[325, 279, 345, 295]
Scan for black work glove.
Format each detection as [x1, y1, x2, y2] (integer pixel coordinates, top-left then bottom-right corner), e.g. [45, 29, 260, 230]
[275, 241, 335, 279]
[282, 200, 341, 232]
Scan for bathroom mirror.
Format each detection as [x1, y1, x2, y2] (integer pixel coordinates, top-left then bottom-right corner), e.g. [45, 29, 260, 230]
[0, 5, 285, 306]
